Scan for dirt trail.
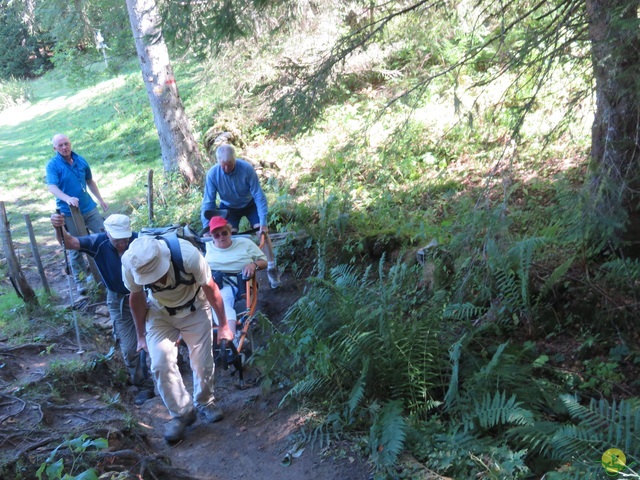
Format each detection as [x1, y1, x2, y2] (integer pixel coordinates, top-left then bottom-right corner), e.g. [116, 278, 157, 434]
[0, 246, 372, 479]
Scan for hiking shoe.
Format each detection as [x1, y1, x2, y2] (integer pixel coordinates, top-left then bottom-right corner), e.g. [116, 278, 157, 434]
[267, 268, 282, 289]
[134, 388, 155, 406]
[197, 403, 224, 423]
[164, 409, 197, 443]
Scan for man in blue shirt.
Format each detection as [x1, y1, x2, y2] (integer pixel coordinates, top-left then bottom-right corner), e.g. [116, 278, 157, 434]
[46, 134, 109, 294]
[200, 144, 281, 288]
[51, 213, 155, 405]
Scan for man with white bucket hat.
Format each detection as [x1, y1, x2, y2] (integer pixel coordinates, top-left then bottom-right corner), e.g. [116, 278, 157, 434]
[122, 235, 233, 443]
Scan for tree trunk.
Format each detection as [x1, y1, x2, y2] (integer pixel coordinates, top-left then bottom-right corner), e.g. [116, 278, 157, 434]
[125, 0, 204, 185]
[586, 0, 640, 244]
[0, 202, 37, 306]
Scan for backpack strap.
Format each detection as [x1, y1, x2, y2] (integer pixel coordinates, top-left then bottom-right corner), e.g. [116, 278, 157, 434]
[154, 234, 196, 289]
[144, 234, 198, 315]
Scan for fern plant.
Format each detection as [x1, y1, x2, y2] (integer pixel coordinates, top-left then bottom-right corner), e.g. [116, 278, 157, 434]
[368, 399, 407, 469]
[264, 256, 450, 472]
[552, 394, 640, 464]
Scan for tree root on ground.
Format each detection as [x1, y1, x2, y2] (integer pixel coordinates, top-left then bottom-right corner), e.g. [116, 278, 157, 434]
[98, 450, 199, 480]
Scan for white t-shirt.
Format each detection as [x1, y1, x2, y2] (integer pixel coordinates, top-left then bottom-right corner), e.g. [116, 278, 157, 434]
[205, 236, 266, 273]
[123, 239, 212, 316]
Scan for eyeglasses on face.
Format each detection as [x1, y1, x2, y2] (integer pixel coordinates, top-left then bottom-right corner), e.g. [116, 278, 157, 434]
[110, 237, 130, 246]
[213, 230, 230, 239]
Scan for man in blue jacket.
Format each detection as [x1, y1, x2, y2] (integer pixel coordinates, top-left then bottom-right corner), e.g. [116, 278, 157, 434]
[46, 133, 109, 294]
[200, 144, 281, 288]
[51, 213, 155, 405]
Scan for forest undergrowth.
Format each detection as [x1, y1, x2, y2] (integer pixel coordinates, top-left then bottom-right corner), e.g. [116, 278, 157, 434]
[2, 2, 640, 479]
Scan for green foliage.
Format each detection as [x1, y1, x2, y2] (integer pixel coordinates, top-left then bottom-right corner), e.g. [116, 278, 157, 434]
[579, 359, 624, 396]
[369, 400, 407, 468]
[463, 391, 534, 432]
[555, 395, 640, 461]
[264, 257, 447, 471]
[36, 435, 108, 480]
[4, 1, 640, 478]
[36, 0, 132, 85]
[0, 3, 33, 80]
[128, 171, 204, 229]
[0, 77, 33, 112]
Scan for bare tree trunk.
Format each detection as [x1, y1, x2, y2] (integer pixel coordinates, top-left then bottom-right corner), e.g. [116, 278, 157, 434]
[586, 0, 640, 244]
[125, 0, 204, 185]
[0, 202, 37, 306]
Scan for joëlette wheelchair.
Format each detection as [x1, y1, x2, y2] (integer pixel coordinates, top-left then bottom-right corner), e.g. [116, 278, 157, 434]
[203, 209, 264, 388]
[211, 267, 259, 387]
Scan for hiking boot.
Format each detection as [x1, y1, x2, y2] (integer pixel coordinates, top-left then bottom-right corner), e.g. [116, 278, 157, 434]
[134, 387, 155, 406]
[164, 409, 197, 443]
[197, 403, 224, 423]
[267, 267, 282, 289]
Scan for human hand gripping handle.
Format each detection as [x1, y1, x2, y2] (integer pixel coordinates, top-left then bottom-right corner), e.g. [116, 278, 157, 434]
[137, 335, 148, 354]
[66, 196, 80, 208]
[242, 261, 258, 280]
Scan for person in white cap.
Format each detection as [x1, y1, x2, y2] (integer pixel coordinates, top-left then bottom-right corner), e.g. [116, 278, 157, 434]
[50, 213, 155, 405]
[121, 235, 234, 443]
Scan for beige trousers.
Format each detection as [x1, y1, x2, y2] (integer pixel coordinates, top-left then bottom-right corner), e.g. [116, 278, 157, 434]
[145, 301, 215, 418]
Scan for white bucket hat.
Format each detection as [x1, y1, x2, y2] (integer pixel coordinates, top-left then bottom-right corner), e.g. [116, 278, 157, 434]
[122, 236, 170, 285]
[103, 214, 132, 239]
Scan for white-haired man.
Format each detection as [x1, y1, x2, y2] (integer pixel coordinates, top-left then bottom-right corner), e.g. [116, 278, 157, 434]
[46, 133, 108, 294]
[200, 143, 281, 288]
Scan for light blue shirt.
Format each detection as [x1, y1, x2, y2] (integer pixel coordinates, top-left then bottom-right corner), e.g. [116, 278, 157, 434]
[45, 152, 97, 215]
[200, 158, 268, 228]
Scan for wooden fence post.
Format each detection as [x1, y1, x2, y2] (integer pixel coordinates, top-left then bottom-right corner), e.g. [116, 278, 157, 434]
[0, 202, 38, 305]
[147, 169, 154, 224]
[24, 214, 51, 295]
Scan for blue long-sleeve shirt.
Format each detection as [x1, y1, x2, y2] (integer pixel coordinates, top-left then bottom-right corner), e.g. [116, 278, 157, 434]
[200, 158, 269, 228]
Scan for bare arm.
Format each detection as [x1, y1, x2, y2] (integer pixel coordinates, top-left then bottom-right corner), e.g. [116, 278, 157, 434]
[86, 178, 108, 212]
[129, 290, 149, 352]
[201, 278, 233, 342]
[242, 258, 267, 279]
[51, 213, 81, 250]
[48, 184, 80, 208]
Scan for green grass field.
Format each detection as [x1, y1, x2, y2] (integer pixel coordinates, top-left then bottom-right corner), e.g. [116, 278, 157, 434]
[0, 63, 163, 246]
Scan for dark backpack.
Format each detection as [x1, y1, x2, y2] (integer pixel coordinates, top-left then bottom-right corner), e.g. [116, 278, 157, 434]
[139, 224, 205, 254]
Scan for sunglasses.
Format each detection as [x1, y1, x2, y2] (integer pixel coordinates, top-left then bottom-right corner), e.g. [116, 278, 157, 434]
[109, 237, 130, 246]
[213, 230, 230, 239]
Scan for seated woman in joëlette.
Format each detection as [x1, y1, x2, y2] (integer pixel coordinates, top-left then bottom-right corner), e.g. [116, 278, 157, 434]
[203, 216, 267, 341]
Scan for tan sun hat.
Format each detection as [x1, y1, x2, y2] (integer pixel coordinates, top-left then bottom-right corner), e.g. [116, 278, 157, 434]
[103, 214, 132, 239]
[122, 236, 170, 285]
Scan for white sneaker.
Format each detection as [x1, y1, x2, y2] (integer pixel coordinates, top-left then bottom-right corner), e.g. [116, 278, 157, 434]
[267, 268, 282, 289]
